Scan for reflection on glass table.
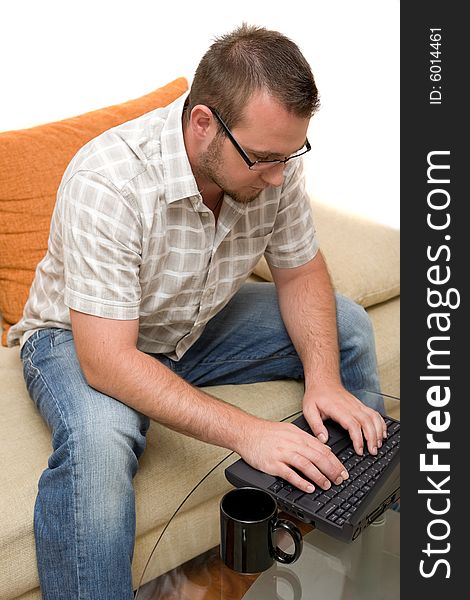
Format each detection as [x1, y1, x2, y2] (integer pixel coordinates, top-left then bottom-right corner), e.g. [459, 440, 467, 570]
[134, 390, 400, 600]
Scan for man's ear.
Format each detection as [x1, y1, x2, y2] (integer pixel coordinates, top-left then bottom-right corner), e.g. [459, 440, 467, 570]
[189, 105, 217, 141]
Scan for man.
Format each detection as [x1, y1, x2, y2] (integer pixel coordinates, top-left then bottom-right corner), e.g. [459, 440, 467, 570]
[8, 24, 386, 599]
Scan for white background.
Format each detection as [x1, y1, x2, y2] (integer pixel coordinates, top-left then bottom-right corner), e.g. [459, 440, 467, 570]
[1, 0, 399, 228]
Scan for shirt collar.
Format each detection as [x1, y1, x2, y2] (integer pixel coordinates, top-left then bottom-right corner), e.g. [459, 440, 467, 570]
[160, 92, 200, 204]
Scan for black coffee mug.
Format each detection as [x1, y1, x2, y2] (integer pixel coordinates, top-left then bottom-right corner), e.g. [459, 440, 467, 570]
[220, 487, 303, 574]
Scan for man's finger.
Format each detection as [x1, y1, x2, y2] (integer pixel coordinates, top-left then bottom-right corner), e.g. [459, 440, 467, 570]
[304, 406, 329, 444]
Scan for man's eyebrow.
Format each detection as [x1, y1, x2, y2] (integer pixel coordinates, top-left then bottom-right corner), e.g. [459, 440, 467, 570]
[246, 142, 306, 158]
[248, 149, 284, 158]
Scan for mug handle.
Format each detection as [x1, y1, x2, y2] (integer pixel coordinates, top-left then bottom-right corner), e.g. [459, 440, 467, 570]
[271, 518, 303, 564]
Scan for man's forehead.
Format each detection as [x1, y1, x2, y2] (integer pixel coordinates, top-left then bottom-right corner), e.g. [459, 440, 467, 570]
[240, 91, 289, 123]
[235, 94, 310, 155]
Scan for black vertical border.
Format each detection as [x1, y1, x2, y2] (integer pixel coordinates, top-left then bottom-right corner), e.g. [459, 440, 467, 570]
[401, 3, 466, 597]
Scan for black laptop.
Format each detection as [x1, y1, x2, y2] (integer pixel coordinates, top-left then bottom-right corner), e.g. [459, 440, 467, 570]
[225, 412, 400, 543]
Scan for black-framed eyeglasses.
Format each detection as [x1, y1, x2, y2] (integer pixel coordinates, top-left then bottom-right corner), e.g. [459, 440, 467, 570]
[208, 107, 311, 172]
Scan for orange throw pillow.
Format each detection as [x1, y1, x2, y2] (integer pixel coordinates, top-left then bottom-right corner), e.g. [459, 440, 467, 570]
[0, 77, 188, 345]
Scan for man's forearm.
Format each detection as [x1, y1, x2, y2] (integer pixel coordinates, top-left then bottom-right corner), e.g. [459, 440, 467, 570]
[274, 252, 341, 391]
[84, 347, 255, 454]
[271, 252, 387, 456]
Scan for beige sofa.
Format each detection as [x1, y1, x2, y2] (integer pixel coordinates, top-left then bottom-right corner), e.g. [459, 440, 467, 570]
[0, 82, 399, 599]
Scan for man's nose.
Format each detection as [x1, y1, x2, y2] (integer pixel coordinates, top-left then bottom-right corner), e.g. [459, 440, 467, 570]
[260, 163, 285, 187]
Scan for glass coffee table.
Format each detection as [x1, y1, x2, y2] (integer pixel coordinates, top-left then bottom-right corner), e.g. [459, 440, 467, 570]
[134, 390, 400, 600]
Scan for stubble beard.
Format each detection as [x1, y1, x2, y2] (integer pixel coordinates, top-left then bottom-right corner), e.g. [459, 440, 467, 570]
[197, 135, 264, 204]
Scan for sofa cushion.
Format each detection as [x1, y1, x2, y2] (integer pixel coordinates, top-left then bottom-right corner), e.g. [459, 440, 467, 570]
[367, 296, 400, 398]
[253, 200, 400, 308]
[0, 77, 189, 346]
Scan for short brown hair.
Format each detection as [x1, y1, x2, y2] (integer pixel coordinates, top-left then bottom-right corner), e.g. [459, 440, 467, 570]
[186, 23, 320, 128]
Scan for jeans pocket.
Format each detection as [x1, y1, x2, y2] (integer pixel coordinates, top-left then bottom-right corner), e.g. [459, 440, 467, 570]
[22, 345, 41, 392]
[21, 329, 56, 394]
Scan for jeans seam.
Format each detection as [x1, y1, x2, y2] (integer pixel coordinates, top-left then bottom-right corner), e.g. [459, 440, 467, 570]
[29, 336, 82, 598]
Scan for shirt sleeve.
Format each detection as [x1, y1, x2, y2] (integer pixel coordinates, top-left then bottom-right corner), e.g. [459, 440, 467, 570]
[264, 159, 318, 269]
[60, 170, 142, 320]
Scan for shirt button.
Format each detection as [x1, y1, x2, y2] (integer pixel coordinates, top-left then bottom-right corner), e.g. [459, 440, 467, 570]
[201, 212, 209, 218]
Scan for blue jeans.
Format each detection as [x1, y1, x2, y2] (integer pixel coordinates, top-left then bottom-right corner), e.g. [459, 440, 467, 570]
[21, 283, 380, 599]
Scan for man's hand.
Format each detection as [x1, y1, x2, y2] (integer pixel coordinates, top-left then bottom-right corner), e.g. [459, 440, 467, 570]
[238, 418, 349, 494]
[303, 384, 388, 457]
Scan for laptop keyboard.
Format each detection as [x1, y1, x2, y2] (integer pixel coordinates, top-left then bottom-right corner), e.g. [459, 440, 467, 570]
[268, 417, 400, 527]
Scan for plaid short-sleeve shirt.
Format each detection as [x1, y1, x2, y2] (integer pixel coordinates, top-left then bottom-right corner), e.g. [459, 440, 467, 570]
[8, 94, 318, 358]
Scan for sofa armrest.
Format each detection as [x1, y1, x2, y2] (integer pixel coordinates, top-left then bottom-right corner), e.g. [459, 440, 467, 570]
[253, 199, 400, 308]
